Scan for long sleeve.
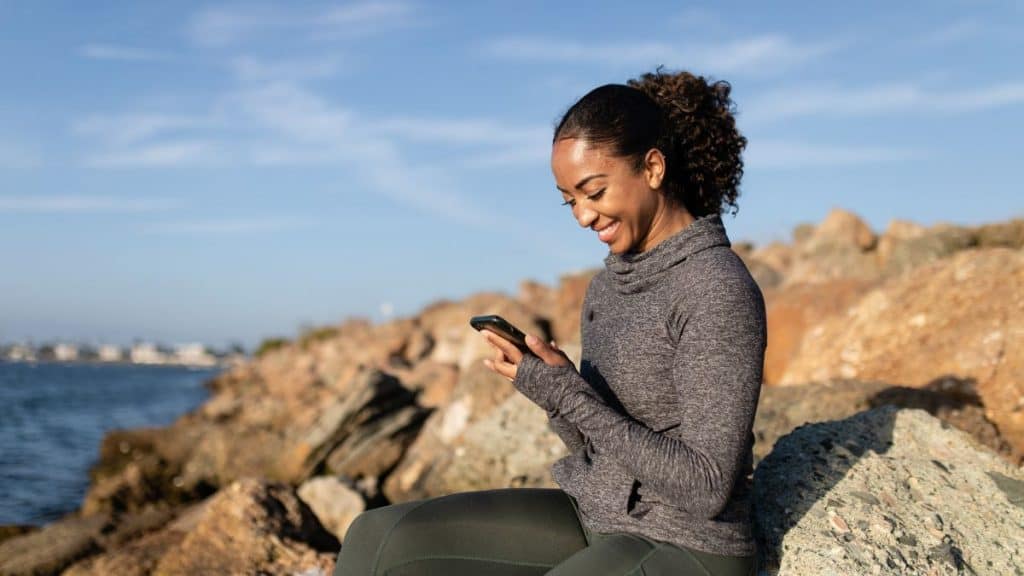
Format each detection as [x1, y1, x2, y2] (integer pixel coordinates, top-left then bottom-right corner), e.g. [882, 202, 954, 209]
[515, 275, 765, 519]
[546, 410, 586, 452]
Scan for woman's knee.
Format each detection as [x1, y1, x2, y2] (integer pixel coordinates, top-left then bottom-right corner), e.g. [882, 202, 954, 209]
[335, 501, 424, 576]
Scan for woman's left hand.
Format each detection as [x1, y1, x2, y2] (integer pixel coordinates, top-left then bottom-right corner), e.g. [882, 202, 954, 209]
[481, 331, 572, 382]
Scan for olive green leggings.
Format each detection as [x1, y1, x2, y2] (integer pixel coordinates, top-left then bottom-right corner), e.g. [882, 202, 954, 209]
[333, 489, 754, 576]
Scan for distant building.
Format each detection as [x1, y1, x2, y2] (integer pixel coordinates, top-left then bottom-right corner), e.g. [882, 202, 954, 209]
[6, 345, 36, 362]
[98, 345, 124, 362]
[130, 343, 166, 365]
[173, 343, 218, 367]
[54, 344, 79, 362]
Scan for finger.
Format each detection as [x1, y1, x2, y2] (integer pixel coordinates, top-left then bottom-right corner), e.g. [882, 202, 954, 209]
[493, 355, 517, 381]
[525, 333, 565, 366]
[483, 330, 523, 363]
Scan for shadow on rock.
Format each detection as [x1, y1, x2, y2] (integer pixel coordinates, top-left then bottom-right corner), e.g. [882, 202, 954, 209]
[753, 406, 1024, 575]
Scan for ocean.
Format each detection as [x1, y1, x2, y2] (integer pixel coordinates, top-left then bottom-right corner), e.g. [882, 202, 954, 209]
[0, 361, 219, 525]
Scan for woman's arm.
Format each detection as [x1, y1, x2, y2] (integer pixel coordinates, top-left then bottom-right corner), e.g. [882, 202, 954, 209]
[514, 277, 765, 519]
[547, 409, 587, 452]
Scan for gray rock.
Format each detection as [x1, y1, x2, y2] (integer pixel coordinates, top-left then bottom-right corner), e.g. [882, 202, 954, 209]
[754, 406, 1024, 575]
[297, 476, 366, 541]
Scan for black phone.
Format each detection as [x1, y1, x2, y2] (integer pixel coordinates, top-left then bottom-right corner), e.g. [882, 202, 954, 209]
[469, 314, 531, 354]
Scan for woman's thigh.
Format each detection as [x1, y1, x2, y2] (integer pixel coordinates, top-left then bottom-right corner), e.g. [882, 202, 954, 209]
[545, 533, 754, 576]
[335, 488, 588, 576]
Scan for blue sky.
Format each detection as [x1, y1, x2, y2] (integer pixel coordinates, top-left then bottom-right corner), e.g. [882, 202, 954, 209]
[1, 1, 1022, 348]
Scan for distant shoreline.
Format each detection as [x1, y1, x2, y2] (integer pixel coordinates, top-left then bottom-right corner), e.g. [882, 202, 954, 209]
[0, 358, 238, 369]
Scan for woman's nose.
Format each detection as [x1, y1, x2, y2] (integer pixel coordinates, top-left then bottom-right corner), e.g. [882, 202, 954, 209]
[574, 205, 598, 228]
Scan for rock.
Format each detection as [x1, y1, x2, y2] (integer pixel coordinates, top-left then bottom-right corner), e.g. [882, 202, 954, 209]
[417, 293, 548, 372]
[152, 479, 338, 575]
[297, 476, 366, 541]
[382, 358, 567, 502]
[762, 280, 875, 385]
[299, 368, 428, 481]
[975, 219, 1024, 250]
[786, 209, 881, 284]
[779, 248, 1024, 461]
[0, 514, 107, 576]
[0, 526, 34, 547]
[809, 208, 878, 251]
[386, 360, 459, 409]
[754, 379, 1012, 466]
[551, 271, 596, 345]
[877, 222, 977, 277]
[754, 407, 1024, 575]
[63, 529, 184, 576]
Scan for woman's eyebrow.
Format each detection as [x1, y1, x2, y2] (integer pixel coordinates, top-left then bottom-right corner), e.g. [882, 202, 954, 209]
[556, 173, 608, 193]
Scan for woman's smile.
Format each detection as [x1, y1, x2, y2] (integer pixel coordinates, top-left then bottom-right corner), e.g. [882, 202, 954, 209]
[596, 220, 620, 244]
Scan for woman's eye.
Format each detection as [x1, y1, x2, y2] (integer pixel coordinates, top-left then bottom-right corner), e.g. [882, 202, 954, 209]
[560, 189, 604, 208]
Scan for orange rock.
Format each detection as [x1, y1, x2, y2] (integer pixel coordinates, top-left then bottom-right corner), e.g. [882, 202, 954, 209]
[779, 248, 1024, 461]
[762, 279, 876, 385]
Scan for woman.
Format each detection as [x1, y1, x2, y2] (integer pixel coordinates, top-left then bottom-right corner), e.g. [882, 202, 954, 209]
[334, 68, 765, 576]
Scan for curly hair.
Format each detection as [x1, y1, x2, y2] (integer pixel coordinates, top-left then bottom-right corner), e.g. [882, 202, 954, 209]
[553, 67, 747, 217]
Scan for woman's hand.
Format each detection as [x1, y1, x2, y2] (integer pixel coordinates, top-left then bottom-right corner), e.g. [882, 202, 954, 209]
[481, 331, 572, 382]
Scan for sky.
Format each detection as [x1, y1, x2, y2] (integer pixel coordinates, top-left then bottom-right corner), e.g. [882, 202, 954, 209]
[1, 1, 1022, 349]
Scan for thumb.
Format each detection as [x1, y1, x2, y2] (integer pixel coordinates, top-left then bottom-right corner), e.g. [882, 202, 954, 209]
[525, 334, 559, 364]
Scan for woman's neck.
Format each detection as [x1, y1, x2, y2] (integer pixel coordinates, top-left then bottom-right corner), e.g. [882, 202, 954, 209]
[637, 201, 695, 253]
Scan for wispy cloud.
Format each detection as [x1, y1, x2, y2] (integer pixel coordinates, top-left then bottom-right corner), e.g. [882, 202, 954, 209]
[226, 82, 494, 226]
[74, 114, 222, 167]
[144, 216, 310, 234]
[86, 141, 219, 167]
[744, 81, 1024, 123]
[482, 34, 840, 75]
[188, 1, 422, 46]
[229, 54, 344, 82]
[74, 114, 207, 146]
[0, 195, 178, 214]
[745, 140, 924, 170]
[80, 43, 171, 62]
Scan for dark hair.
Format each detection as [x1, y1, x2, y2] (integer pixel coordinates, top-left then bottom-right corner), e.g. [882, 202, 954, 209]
[553, 68, 746, 217]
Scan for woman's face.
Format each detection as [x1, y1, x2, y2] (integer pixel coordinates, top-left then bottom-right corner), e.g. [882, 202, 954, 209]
[551, 137, 665, 254]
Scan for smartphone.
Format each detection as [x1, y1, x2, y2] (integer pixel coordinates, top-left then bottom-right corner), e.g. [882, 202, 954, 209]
[469, 314, 531, 354]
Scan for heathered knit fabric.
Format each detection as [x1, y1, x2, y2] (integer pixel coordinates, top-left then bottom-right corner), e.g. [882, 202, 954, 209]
[514, 214, 766, 557]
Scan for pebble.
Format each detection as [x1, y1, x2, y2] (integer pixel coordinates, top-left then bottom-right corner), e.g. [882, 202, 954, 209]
[829, 512, 850, 533]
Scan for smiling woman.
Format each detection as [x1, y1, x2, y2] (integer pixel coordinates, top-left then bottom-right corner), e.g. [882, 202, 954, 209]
[333, 68, 764, 576]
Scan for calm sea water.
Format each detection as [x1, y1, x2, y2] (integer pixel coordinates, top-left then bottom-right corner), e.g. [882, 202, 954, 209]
[0, 361, 219, 525]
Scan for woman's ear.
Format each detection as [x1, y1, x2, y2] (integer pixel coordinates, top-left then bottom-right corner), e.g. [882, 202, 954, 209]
[644, 148, 666, 190]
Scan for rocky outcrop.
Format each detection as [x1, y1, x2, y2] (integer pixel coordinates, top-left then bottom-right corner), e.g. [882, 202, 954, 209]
[754, 407, 1024, 575]
[5, 210, 1024, 575]
[67, 479, 339, 576]
[778, 248, 1024, 461]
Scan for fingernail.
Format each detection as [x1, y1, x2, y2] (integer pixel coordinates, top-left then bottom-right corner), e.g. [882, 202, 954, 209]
[526, 334, 538, 345]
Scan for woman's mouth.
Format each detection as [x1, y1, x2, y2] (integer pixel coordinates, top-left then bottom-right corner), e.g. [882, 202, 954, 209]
[596, 221, 620, 243]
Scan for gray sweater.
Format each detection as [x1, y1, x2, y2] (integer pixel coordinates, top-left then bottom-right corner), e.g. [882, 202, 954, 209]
[514, 214, 766, 556]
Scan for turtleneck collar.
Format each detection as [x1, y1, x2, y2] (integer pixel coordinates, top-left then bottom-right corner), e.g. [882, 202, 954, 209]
[603, 214, 731, 294]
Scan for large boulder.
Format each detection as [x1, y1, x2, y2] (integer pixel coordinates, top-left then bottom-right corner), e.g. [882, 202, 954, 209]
[152, 479, 338, 575]
[754, 406, 1024, 575]
[778, 248, 1024, 461]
